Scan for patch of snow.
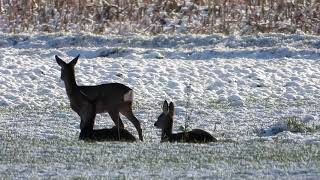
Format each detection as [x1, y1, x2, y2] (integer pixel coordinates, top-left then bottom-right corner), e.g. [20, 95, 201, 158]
[0, 34, 320, 179]
[227, 94, 244, 107]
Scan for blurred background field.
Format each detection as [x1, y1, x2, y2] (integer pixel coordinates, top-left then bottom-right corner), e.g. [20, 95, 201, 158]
[0, 0, 319, 35]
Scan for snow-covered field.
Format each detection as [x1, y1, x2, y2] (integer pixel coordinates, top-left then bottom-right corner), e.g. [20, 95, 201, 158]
[0, 32, 320, 178]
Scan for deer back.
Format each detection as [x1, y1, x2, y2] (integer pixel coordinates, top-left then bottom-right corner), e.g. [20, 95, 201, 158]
[79, 83, 133, 113]
[185, 129, 217, 143]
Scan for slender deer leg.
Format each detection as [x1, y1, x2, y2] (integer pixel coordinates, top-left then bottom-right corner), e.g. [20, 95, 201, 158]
[120, 103, 143, 141]
[79, 111, 96, 140]
[108, 110, 124, 128]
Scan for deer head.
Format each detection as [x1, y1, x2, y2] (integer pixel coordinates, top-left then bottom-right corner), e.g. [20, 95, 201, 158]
[55, 55, 80, 82]
[154, 100, 174, 130]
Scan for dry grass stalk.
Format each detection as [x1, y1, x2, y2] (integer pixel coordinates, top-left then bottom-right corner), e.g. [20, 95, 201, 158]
[0, 0, 319, 35]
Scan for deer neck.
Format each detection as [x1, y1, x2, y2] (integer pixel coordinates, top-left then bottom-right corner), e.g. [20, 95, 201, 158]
[63, 73, 78, 96]
[161, 117, 173, 141]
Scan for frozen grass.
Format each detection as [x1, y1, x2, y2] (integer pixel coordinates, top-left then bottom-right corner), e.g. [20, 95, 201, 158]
[0, 105, 320, 179]
[0, 119, 320, 179]
[1, 126, 320, 179]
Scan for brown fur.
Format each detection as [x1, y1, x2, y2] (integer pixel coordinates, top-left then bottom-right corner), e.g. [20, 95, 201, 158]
[154, 100, 217, 143]
[56, 55, 143, 141]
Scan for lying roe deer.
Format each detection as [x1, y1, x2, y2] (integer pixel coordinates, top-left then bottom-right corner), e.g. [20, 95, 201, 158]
[154, 100, 217, 143]
[84, 127, 136, 142]
[55, 55, 143, 141]
[78, 96, 136, 142]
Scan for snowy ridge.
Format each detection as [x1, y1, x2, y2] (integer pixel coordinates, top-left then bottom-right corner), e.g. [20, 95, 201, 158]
[1, 33, 320, 61]
[1, 33, 320, 50]
[0, 33, 320, 143]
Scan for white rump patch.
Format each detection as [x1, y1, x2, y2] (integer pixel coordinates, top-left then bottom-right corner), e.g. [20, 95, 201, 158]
[124, 90, 133, 102]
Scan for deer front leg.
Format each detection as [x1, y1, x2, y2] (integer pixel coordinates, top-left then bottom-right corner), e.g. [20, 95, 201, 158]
[79, 104, 96, 140]
[79, 126, 93, 140]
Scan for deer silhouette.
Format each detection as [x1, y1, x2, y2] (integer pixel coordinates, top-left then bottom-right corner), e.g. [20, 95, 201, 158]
[154, 100, 217, 143]
[78, 95, 136, 142]
[55, 55, 143, 141]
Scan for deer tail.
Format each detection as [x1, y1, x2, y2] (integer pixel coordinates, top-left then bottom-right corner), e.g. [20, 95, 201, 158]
[124, 90, 133, 102]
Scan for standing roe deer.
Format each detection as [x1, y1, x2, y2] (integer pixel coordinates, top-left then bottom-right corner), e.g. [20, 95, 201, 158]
[55, 55, 143, 141]
[78, 95, 136, 142]
[154, 100, 217, 143]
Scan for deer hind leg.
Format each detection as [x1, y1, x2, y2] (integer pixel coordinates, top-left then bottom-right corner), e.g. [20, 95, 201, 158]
[108, 110, 124, 128]
[120, 102, 143, 141]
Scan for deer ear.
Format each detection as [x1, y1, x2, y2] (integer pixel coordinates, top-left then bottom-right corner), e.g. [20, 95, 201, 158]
[162, 100, 169, 113]
[55, 55, 66, 67]
[70, 54, 80, 67]
[169, 102, 175, 116]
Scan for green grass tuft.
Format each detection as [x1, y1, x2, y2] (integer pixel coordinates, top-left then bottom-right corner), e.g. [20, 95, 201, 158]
[284, 116, 316, 133]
